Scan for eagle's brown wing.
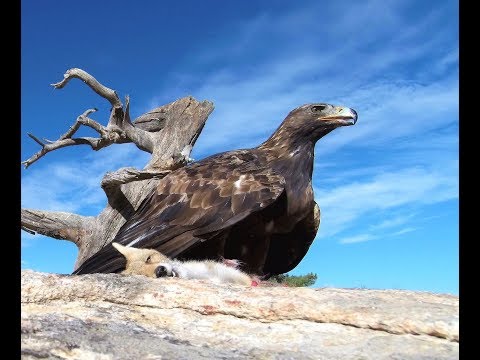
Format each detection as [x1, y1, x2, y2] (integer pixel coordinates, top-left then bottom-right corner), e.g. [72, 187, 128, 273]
[73, 150, 285, 275]
[263, 202, 320, 276]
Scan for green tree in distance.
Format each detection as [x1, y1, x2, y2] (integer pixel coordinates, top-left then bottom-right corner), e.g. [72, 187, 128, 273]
[269, 272, 317, 287]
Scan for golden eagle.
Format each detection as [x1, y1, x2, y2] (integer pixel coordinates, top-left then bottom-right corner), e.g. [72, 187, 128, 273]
[74, 103, 357, 277]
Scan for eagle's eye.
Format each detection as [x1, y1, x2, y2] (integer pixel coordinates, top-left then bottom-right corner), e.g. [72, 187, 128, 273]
[146, 255, 152, 264]
[311, 105, 326, 113]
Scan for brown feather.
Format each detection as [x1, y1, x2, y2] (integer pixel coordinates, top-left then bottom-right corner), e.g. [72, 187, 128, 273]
[74, 102, 357, 276]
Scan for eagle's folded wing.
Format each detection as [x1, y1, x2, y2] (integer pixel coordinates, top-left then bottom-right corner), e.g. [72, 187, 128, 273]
[73, 151, 285, 274]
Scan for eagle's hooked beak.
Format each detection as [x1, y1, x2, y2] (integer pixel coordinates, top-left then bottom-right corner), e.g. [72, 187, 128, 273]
[320, 106, 358, 126]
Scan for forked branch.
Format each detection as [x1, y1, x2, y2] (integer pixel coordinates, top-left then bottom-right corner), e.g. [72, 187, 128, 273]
[22, 70, 157, 168]
[118, 96, 154, 152]
[21, 108, 123, 169]
[59, 108, 102, 139]
[51, 68, 121, 108]
[21, 68, 215, 268]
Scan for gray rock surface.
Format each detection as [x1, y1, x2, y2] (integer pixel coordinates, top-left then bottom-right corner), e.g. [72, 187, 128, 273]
[21, 270, 459, 359]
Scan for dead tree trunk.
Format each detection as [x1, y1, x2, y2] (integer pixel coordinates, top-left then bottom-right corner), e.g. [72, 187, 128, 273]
[21, 68, 214, 270]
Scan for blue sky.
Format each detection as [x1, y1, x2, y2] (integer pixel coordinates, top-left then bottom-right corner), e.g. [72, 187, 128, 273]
[21, 0, 458, 294]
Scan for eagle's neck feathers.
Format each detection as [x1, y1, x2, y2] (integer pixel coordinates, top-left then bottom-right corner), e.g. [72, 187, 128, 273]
[258, 120, 333, 153]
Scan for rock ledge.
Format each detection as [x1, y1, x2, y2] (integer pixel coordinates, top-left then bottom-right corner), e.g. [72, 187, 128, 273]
[21, 270, 459, 359]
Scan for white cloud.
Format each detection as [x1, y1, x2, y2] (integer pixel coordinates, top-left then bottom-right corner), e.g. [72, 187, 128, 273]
[21, 144, 150, 214]
[390, 227, 417, 236]
[339, 234, 377, 244]
[428, 48, 459, 77]
[183, 73, 458, 161]
[316, 77, 458, 154]
[314, 164, 458, 238]
[164, 33, 458, 158]
[146, 0, 458, 159]
[369, 214, 417, 231]
[338, 226, 417, 245]
[21, 0, 458, 256]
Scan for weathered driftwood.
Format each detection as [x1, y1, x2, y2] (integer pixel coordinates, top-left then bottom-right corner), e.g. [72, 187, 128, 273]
[21, 68, 214, 270]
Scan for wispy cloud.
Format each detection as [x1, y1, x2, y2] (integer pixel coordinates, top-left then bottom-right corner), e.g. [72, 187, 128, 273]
[314, 164, 458, 238]
[369, 214, 417, 231]
[21, 144, 150, 214]
[140, 0, 457, 162]
[21, 0, 457, 251]
[339, 234, 377, 244]
[338, 226, 417, 245]
[19, 0, 458, 295]
[390, 227, 417, 236]
[180, 72, 457, 162]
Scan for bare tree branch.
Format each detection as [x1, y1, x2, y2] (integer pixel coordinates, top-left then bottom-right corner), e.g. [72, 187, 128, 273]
[145, 97, 214, 169]
[27, 133, 45, 147]
[51, 68, 122, 108]
[21, 209, 95, 245]
[21, 67, 215, 269]
[21, 226, 36, 235]
[22, 137, 107, 168]
[22, 71, 158, 168]
[59, 108, 99, 140]
[106, 104, 124, 129]
[120, 96, 154, 152]
[22, 108, 130, 168]
[101, 167, 171, 195]
[23, 70, 213, 170]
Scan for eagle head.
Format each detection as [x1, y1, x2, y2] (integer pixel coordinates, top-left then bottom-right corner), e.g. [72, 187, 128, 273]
[291, 103, 357, 128]
[271, 103, 358, 144]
